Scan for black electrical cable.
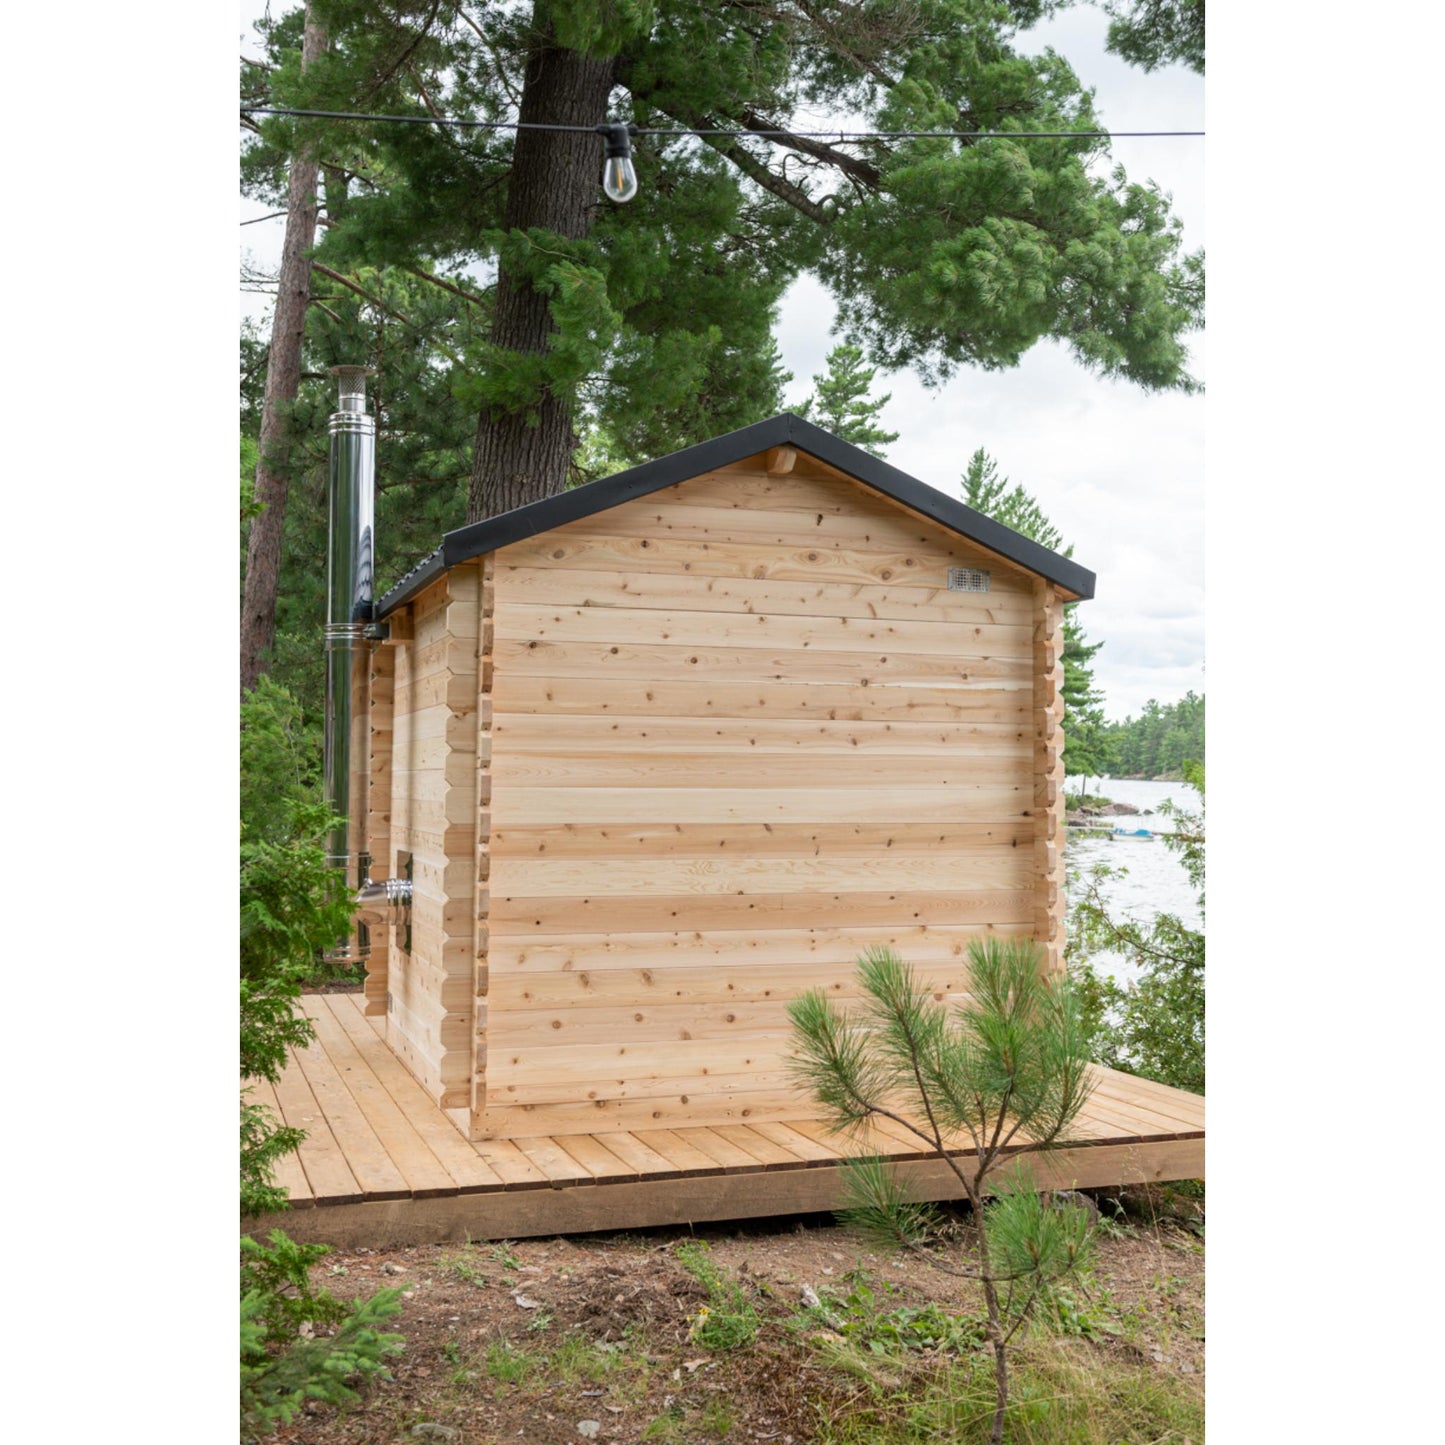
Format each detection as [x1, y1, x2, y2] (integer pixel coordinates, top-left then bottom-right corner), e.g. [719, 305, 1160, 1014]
[241, 105, 1203, 140]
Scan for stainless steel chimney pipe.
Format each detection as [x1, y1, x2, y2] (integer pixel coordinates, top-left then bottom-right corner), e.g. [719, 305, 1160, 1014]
[323, 366, 410, 961]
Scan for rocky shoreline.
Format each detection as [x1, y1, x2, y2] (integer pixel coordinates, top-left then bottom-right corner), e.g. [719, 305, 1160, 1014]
[1066, 800, 1146, 827]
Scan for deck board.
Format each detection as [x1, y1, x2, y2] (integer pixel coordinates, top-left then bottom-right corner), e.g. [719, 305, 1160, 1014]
[288, 1020, 412, 1202]
[269, 1042, 365, 1205]
[328, 993, 506, 1192]
[591, 1130, 682, 1179]
[300, 996, 459, 1199]
[750, 1120, 845, 1164]
[246, 992, 1205, 1245]
[245, 1076, 315, 1208]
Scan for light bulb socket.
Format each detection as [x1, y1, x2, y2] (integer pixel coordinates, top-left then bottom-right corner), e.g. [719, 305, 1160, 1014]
[596, 122, 637, 159]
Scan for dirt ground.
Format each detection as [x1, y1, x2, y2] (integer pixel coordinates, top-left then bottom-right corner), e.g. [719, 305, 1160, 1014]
[263, 1185, 1203, 1445]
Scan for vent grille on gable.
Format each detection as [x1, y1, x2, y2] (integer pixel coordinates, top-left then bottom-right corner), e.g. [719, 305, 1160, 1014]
[947, 566, 991, 593]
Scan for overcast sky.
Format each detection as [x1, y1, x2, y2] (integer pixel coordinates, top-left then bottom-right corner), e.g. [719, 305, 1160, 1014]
[773, 12, 1205, 723]
[240, 4, 1204, 723]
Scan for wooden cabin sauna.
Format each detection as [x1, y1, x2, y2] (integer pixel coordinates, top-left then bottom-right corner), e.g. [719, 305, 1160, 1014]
[326, 390, 1095, 1146]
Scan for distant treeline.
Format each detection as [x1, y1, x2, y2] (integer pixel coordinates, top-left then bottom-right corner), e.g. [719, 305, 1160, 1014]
[1103, 691, 1204, 779]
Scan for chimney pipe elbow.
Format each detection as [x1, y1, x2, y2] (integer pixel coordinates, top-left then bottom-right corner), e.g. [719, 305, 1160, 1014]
[355, 875, 413, 928]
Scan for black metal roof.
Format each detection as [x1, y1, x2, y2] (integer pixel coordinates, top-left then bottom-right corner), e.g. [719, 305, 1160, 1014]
[375, 412, 1095, 617]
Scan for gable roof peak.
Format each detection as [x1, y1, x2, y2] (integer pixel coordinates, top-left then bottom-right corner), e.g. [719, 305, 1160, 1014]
[375, 413, 1094, 617]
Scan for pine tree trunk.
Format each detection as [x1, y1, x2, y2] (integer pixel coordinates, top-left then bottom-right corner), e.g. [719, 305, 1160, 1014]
[240, 9, 326, 697]
[465, 13, 615, 524]
[968, 1180, 1011, 1445]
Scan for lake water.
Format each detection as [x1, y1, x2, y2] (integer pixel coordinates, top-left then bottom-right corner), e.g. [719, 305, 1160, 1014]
[1063, 776, 1203, 983]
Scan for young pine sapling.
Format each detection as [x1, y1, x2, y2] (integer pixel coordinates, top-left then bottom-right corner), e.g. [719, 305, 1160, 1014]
[788, 940, 1097, 1445]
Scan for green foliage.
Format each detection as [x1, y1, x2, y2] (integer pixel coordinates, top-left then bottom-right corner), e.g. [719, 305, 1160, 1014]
[789, 940, 1097, 1444]
[241, 434, 262, 523]
[962, 449, 1066, 553]
[241, 1230, 351, 1347]
[962, 450, 1114, 781]
[240, 678, 355, 1211]
[1104, 1, 1206, 76]
[837, 1156, 940, 1246]
[1071, 762, 1205, 1093]
[675, 1241, 761, 1350]
[983, 1172, 1093, 1299]
[241, 0, 1203, 542]
[800, 1271, 987, 1356]
[1103, 691, 1204, 778]
[239, 673, 322, 845]
[486, 1337, 534, 1385]
[792, 941, 1094, 1156]
[805, 1332, 1204, 1443]
[799, 343, 900, 454]
[240, 1229, 404, 1441]
[570, 419, 637, 486]
[239, 679, 353, 1025]
[241, 1095, 305, 1216]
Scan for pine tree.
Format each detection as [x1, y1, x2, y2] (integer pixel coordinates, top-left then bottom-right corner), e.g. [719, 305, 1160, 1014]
[241, 0, 1204, 544]
[1104, 1, 1206, 76]
[240, 6, 326, 695]
[798, 342, 899, 454]
[790, 941, 1097, 1445]
[1103, 691, 1204, 779]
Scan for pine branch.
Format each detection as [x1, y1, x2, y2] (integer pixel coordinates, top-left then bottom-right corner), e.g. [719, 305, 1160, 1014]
[789, 0, 911, 92]
[358, 0, 446, 106]
[1078, 882, 1194, 967]
[735, 108, 883, 191]
[697, 125, 832, 224]
[402, 264, 490, 309]
[311, 264, 465, 364]
[457, 6, 525, 106]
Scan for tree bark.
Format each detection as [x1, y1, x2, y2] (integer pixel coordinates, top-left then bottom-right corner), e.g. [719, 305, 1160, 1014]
[466, 10, 615, 523]
[240, 9, 327, 697]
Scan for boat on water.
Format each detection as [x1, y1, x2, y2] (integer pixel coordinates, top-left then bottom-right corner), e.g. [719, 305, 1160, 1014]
[1110, 827, 1155, 841]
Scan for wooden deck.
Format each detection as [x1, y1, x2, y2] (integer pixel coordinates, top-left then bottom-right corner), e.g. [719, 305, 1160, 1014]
[245, 993, 1205, 1248]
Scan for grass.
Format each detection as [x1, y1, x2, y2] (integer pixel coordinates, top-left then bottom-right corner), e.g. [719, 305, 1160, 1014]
[484, 1337, 532, 1387]
[479, 1328, 653, 1410]
[801, 1336, 1202, 1444]
[791, 1271, 987, 1356]
[641, 1396, 737, 1441]
[675, 1240, 761, 1350]
[776, 1254, 1200, 1443]
[438, 1247, 490, 1287]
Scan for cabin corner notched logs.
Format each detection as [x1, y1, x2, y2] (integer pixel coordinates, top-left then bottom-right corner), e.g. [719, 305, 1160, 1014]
[362, 426, 1088, 1144]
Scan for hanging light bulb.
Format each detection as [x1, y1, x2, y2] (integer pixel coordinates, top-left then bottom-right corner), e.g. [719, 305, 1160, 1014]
[596, 122, 639, 203]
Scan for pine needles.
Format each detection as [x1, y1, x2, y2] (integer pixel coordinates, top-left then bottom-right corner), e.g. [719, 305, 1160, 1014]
[788, 939, 1100, 1445]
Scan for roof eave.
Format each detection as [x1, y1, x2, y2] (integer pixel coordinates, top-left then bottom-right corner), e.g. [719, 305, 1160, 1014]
[375, 413, 1095, 617]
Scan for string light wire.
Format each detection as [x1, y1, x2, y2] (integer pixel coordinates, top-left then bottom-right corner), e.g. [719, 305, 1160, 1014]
[241, 105, 1203, 141]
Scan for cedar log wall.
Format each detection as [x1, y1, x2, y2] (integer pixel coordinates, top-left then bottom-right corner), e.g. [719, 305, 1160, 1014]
[379, 567, 482, 1132]
[373, 451, 1069, 1141]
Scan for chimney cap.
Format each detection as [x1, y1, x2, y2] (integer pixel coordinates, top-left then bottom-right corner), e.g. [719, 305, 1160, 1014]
[328, 365, 373, 413]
